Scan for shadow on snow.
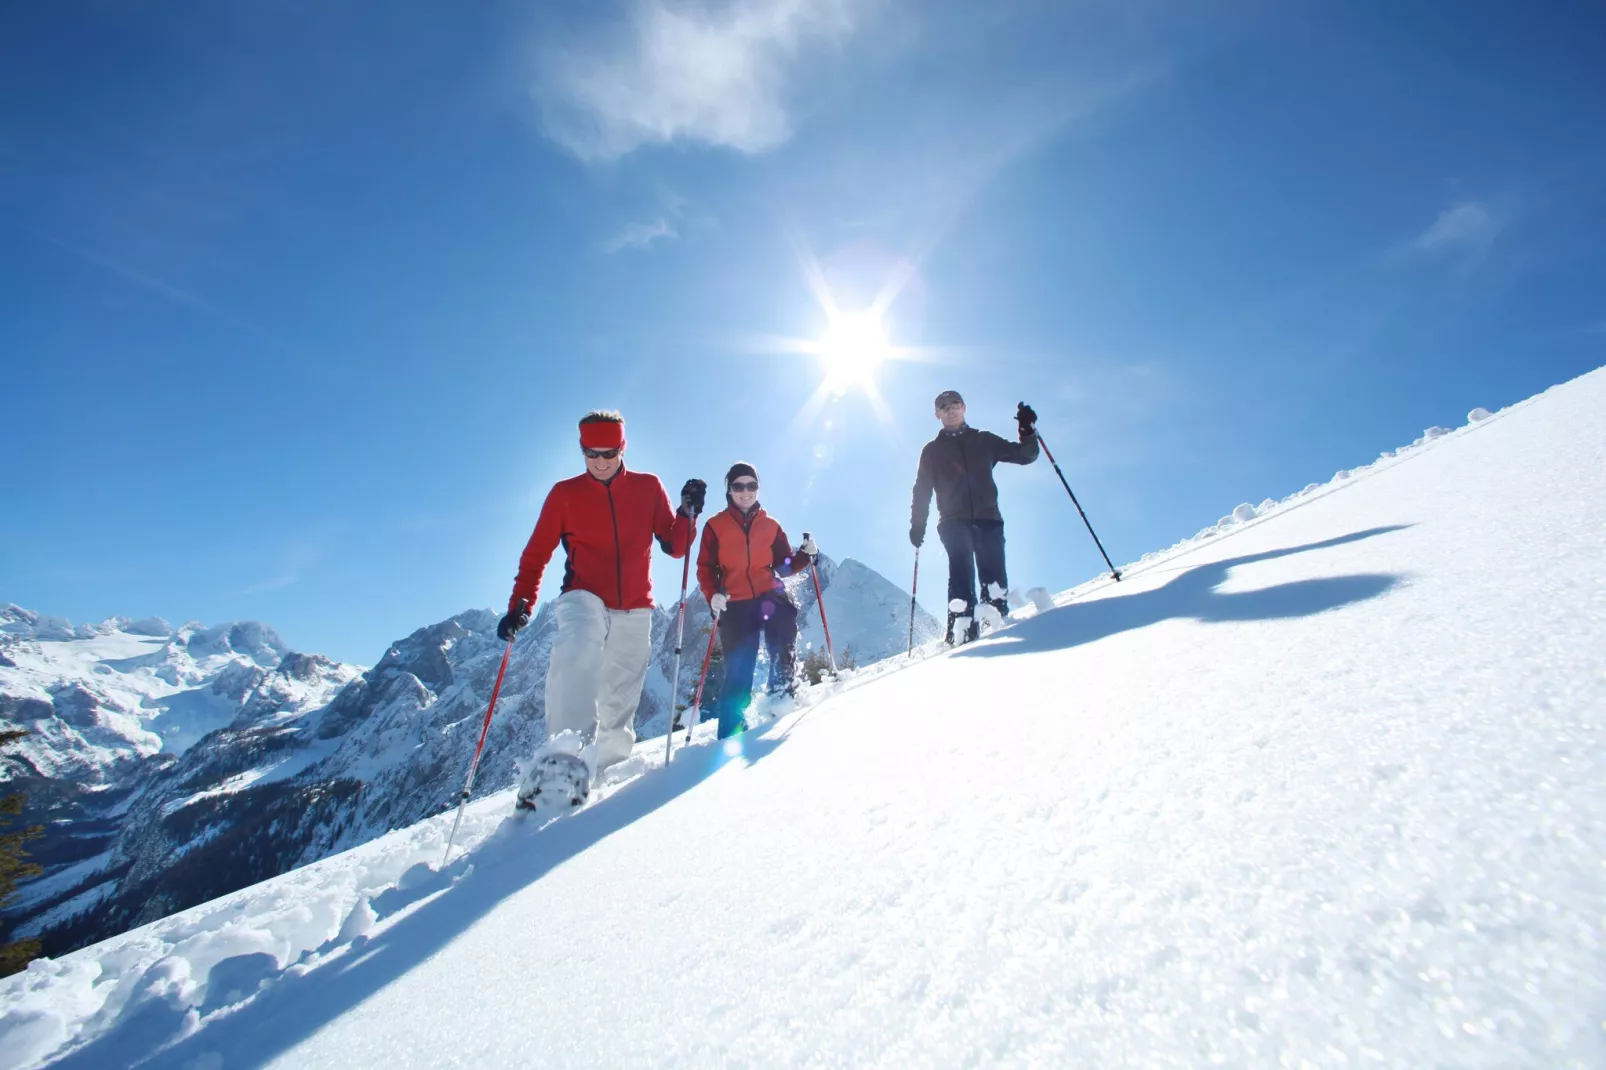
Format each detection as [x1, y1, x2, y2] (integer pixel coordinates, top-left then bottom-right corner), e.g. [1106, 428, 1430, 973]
[49, 528, 1406, 1068]
[958, 526, 1412, 661]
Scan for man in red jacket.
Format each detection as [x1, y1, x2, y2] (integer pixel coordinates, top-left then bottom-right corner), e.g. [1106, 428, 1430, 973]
[498, 410, 705, 809]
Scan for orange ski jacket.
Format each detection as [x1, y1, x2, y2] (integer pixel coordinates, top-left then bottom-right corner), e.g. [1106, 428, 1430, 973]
[696, 504, 815, 603]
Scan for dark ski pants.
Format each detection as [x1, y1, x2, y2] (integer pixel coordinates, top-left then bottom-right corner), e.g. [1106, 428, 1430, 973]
[937, 519, 1008, 613]
[714, 592, 799, 739]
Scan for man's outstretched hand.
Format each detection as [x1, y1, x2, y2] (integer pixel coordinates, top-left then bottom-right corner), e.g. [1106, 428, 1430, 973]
[1016, 402, 1038, 437]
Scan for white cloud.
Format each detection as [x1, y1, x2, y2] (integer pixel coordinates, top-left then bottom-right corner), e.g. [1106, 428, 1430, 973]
[601, 217, 678, 253]
[1408, 201, 1495, 255]
[535, 0, 862, 161]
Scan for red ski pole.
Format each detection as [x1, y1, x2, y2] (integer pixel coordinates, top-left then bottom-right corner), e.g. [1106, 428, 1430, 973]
[684, 622, 719, 746]
[441, 628, 516, 866]
[804, 533, 838, 675]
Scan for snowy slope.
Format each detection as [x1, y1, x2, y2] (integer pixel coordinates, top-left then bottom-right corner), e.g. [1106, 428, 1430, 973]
[3, 559, 927, 960]
[3, 366, 1604, 1068]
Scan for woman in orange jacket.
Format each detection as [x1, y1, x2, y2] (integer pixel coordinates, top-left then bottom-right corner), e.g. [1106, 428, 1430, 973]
[696, 462, 818, 738]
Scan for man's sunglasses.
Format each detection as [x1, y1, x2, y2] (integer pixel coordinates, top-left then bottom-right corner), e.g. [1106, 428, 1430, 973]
[729, 480, 759, 492]
[936, 402, 964, 413]
[583, 447, 621, 459]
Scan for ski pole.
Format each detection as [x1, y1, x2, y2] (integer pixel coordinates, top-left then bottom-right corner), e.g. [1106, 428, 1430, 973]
[685, 622, 718, 745]
[664, 550, 694, 764]
[907, 547, 920, 657]
[441, 631, 516, 867]
[804, 533, 838, 675]
[1034, 431, 1122, 581]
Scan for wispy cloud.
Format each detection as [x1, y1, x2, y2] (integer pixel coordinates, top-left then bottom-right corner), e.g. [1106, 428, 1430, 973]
[240, 573, 301, 596]
[16, 222, 280, 343]
[238, 536, 330, 596]
[1408, 201, 1496, 255]
[534, 0, 863, 161]
[601, 216, 678, 253]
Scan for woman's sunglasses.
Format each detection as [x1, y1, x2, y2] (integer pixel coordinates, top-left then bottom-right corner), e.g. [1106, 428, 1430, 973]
[729, 480, 759, 492]
[583, 447, 621, 459]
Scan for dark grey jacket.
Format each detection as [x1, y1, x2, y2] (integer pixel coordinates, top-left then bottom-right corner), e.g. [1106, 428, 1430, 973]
[911, 424, 1039, 533]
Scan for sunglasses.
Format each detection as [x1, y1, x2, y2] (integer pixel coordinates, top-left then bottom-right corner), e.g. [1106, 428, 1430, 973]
[582, 447, 621, 459]
[729, 480, 759, 492]
[936, 402, 964, 413]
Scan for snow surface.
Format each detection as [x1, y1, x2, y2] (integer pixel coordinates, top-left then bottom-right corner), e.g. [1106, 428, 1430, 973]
[3, 366, 1604, 1068]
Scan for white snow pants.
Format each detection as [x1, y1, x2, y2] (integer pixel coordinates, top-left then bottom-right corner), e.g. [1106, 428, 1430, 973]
[544, 589, 654, 776]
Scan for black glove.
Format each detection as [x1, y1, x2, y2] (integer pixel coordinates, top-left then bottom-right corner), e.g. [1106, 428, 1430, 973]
[680, 478, 707, 516]
[910, 523, 925, 548]
[497, 601, 531, 642]
[1016, 402, 1038, 437]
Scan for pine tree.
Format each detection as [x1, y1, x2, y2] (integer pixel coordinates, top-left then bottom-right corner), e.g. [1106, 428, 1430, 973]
[1, 727, 44, 976]
[800, 644, 857, 685]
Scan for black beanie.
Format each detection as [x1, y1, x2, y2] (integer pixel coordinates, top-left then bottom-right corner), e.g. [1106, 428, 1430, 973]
[724, 462, 758, 488]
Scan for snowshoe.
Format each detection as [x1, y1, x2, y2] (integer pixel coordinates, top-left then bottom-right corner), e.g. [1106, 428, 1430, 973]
[514, 751, 591, 812]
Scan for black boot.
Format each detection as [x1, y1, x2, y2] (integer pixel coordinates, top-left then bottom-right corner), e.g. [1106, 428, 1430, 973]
[946, 601, 979, 646]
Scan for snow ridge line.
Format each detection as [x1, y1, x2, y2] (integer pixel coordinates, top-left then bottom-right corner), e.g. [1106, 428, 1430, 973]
[1050, 396, 1521, 607]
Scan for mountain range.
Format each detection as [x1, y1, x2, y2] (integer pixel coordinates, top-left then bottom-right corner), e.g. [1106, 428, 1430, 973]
[0, 556, 939, 957]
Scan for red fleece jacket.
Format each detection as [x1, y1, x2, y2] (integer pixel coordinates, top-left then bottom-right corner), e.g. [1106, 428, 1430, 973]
[508, 468, 693, 613]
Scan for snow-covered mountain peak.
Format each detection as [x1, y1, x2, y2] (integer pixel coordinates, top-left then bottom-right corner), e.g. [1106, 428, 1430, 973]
[792, 553, 942, 663]
[0, 608, 347, 770]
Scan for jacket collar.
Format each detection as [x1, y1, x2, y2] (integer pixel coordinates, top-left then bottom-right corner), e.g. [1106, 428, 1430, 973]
[585, 463, 627, 486]
[723, 502, 767, 529]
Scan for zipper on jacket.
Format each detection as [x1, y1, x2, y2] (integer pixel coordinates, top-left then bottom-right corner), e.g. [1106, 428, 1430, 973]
[745, 516, 757, 600]
[961, 430, 976, 519]
[733, 507, 759, 600]
[606, 481, 623, 609]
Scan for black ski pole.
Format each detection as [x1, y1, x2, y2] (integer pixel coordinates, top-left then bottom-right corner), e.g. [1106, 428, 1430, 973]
[907, 547, 920, 656]
[1034, 430, 1121, 581]
[664, 549, 694, 764]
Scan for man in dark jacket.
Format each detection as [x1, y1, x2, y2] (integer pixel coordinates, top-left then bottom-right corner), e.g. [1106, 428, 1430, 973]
[910, 390, 1039, 644]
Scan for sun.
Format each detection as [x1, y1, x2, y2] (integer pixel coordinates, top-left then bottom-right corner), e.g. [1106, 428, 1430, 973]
[814, 312, 891, 395]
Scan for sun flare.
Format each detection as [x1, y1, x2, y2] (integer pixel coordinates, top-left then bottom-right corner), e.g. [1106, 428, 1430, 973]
[814, 312, 891, 395]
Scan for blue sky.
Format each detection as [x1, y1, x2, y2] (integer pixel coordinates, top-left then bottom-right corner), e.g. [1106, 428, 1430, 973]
[3, 0, 1603, 666]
